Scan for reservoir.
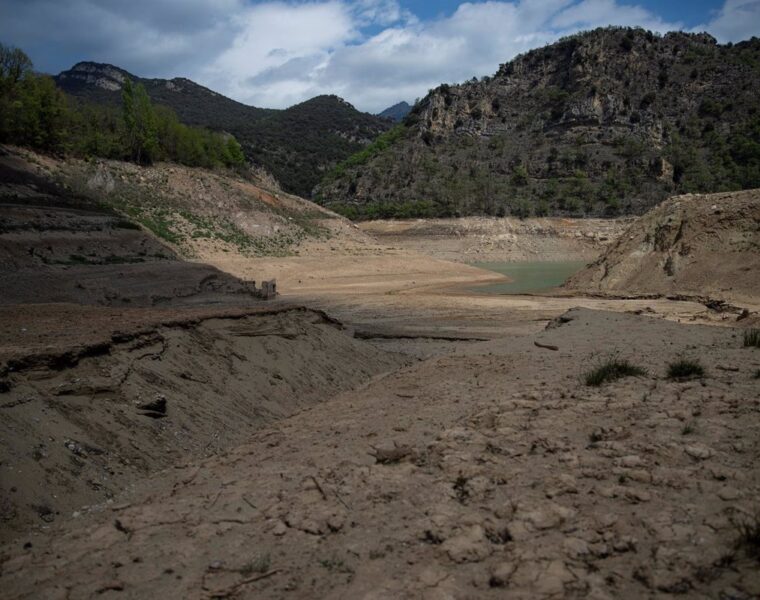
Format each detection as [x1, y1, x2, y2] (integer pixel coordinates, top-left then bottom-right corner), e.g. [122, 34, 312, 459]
[471, 261, 587, 295]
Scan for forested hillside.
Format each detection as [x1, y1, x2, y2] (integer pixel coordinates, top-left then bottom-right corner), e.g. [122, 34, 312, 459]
[315, 28, 760, 219]
[56, 63, 391, 196]
[0, 44, 245, 170]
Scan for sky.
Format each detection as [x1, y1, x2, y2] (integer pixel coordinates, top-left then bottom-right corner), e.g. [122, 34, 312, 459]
[1, 0, 759, 113]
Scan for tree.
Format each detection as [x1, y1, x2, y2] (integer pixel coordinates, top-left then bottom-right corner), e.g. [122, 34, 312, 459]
[122, 79, 158, 164]
[0, 44, 67, 152]
[0, 43, 32, 92]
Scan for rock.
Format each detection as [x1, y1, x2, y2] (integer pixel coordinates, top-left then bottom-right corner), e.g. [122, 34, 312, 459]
[618, 455, 645, 468]
[717, 486, 740, 501]
[489, 562, 517, 587]
[441, 525, 492, 563]
[626, 469, 653, 484]
[525, 503, 572, 530]
[271, 520, 288, 536]
[370, 442, 412, 464]
[563, 537, 590, 558]
[624, 488, 651, 503]
[684, 444, 714, 460]
[137, 395, 167, 418]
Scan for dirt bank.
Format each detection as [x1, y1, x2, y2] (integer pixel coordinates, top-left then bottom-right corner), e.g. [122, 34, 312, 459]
[0, 305, 406, 541]
[359, 217, 631, 263]
[2, 308, 758, 599]
[566, 189, 760, 305]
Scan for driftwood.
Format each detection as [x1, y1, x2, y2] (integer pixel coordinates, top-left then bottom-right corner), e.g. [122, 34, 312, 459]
[534, 341, 559, 351]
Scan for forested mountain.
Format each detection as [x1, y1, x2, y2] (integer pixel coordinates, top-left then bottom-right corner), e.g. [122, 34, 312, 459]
[377, 101, 412, 122]
[315, 27, 760, 219]
[56, 63, 391, 196]
[0, 45, 245, 170]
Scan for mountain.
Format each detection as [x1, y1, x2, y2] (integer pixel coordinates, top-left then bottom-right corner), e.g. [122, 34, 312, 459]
[314, 27, 760, 219]
[377, 101, 412, 122]
[55, 62, 391, 197]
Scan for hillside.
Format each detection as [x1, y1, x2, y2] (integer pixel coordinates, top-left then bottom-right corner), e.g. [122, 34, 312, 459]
[565, 188, 760, 304]
[1, 145, 372, 268]
[315, 27, 760, 219]
[55, 63, 391, 197]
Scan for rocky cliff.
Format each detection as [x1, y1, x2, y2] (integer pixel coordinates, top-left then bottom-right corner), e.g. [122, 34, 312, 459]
[316, 27, 760, 219]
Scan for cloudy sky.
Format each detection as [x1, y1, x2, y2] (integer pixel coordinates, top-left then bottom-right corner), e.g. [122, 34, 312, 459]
[1, 0, 759, 113]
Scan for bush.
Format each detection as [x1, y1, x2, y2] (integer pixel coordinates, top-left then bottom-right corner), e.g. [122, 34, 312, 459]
[744, 329, 760, 348]
[584, 355, 646, 386]
[667, 358, 705, 379]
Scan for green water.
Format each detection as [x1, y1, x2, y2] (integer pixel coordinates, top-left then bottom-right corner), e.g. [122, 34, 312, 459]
[471, 261, 587, 295]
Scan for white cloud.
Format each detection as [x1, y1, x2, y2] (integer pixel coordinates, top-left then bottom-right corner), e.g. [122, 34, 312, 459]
[551, 0, 679, 31]
[695, 0, 760, 42]
[216, 0, 681, 112]
[1, 0, 758, 113]
[201, 1, 358, 105]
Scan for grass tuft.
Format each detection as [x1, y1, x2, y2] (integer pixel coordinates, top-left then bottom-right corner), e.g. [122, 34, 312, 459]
[744, 329, 760, 348]
[734, 511, 760, 561]
[667, 358, 705, 380]
[584, 355, 646, 386]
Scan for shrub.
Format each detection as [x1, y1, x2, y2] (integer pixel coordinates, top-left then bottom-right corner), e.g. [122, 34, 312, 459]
[734, 510, 760, 561]
[667, 358, 705, 380]
[743, 329, 760, 348]
[584, 355, 646, 386]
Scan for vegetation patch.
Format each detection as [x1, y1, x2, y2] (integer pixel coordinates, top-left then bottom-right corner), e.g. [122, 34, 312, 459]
[743, 329, 760, 348]
[667, 358, 705, 380]
[584, 354, 647, 386]
[0, 43, 246, 170]
[324, 124, 406, 182]
[734, 511, 760, 562]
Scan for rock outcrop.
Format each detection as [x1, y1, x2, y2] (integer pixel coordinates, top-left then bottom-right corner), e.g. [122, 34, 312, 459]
[565, 188, 760, 303]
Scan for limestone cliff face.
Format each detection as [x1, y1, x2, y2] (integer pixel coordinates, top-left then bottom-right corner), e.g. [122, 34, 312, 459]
[316, 28, 760, 219]
[57, 62, 129, 91]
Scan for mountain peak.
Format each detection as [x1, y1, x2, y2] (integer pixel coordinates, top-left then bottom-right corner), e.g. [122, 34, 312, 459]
[58, 62, 133, 91]
[377, 101, 411, 122]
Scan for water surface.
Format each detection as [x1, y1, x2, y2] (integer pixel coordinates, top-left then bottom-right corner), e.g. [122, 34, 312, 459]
[471, 261, 587, 295]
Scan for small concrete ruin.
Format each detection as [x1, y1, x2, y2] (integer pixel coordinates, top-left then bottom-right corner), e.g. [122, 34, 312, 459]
[258, 279, 277, 300]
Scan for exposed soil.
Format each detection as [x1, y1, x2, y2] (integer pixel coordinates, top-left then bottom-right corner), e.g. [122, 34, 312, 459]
[1, 150, 759, 599]
[1, 309, 758, 599]
[0, 305, 406, 542]
[359, 217, 631, 263]
[566, 189, 760, 305]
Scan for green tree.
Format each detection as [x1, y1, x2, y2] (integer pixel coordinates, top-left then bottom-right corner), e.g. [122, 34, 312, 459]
[0, 43, 33, 92]
[0, 44, 68, 152]
[122, 79, 158, 164]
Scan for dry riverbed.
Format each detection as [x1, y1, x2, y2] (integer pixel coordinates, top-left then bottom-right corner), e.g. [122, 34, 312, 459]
[2, 210, 759, 599]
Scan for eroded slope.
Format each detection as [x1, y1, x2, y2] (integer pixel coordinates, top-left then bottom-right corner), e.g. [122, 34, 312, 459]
[565, 189, 760, 304]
